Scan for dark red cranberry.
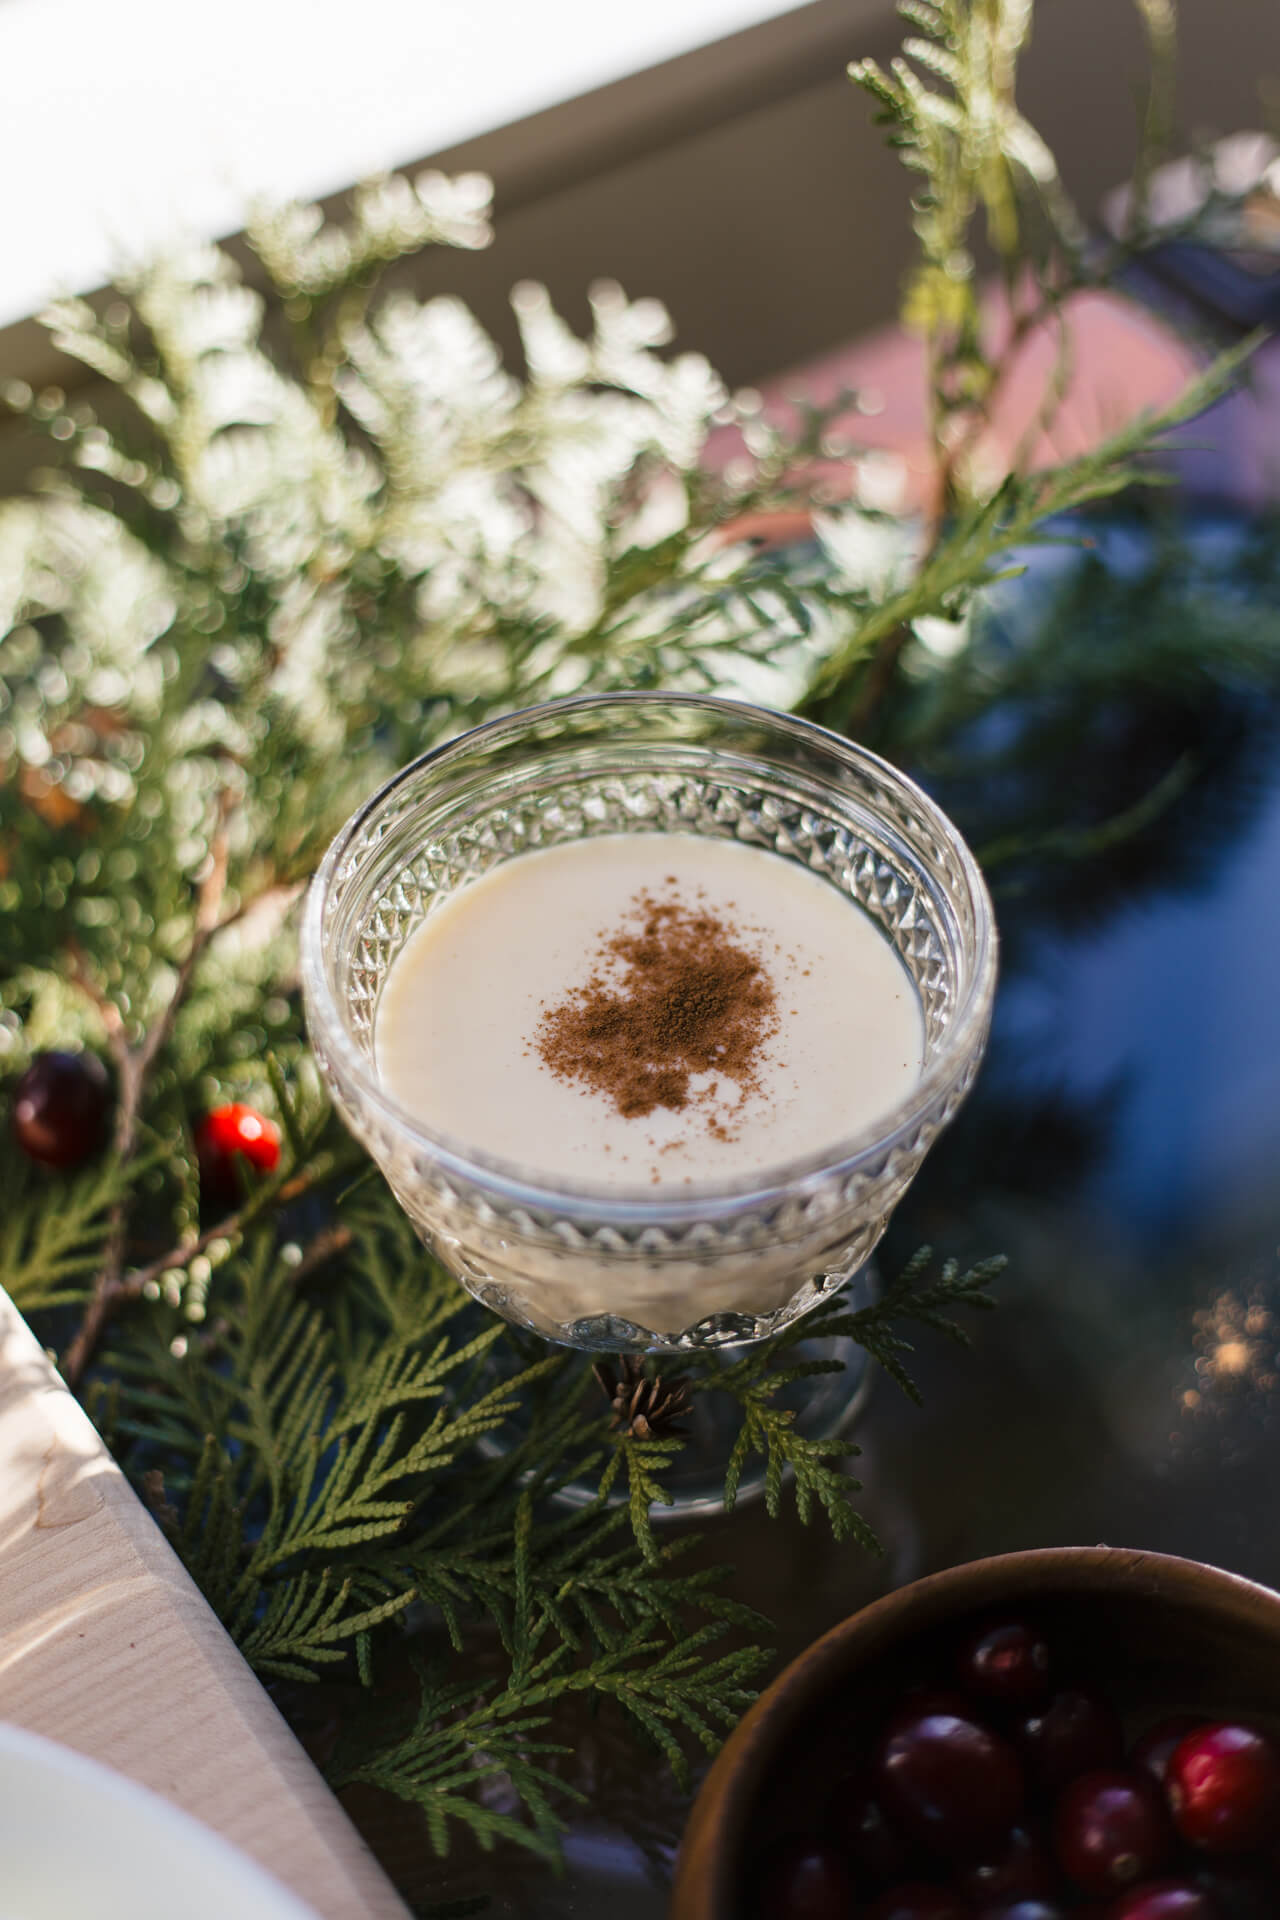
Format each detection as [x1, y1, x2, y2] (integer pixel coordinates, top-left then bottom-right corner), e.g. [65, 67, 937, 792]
[1132, 1719, 1204, 1790]
[958, 1621, 1052, 1711]
[958, 1824, 1055, 1904]
[1019, 1689, 1124, 1795]
[878, 1705, 1024, 1860]
[828, 1767, 909, 1886]
[1166, 1722, 1280, 1853]
[1106, 1880, 1215, 1919]
[866, 1885, 972, 1920]
[12, 1050, 110, 1168]
[1053, 1770, 1172, 1898]
[755, 1839, 856, 1920]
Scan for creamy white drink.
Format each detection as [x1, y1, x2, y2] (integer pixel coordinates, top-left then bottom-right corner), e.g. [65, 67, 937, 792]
[375, 833, 923, 1192]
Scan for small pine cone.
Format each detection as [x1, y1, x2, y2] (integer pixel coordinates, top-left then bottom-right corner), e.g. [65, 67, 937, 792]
[594, 1354, 692, 1441]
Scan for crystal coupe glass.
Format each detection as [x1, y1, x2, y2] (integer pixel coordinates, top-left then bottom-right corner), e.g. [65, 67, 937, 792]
[301, 694, 996, 1353]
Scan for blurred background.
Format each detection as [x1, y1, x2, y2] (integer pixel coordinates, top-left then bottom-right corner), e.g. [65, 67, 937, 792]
[2, 0, 1276, 436]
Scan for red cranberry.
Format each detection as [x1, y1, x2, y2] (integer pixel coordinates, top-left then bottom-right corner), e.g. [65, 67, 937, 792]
[755, 1839, 856, 1920]
[958, 1825, 1055, 1904]
[1166, 1722, 1280, 1853]
[196, 1101, 282, 1206]
[866, 1885, 972, 1920]
[1019, 1689, 1124, 1795]
[878, 1705, 1024, 1860]
[12, 1050, 110, 1168]
[958, 1622, 1052, 1711]
[828, 1768, 909, 1886]
[1052, 1769, 1172, 1897]
[1132, 1719, 1204, 1790]
[1106, 1880, 1215, 1919]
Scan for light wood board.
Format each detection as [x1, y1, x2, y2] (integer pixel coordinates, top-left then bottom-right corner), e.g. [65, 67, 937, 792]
[0, 1285, 411, 1920]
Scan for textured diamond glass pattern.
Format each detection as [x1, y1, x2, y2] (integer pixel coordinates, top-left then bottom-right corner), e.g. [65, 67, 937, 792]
[302, 695, 996, 1350]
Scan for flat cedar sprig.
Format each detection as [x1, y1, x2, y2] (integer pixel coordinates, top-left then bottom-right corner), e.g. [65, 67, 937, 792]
[687, 1249, 1003, 1536]
[331, 1619, 768, 1863]
[0, 1147, 157, 1313]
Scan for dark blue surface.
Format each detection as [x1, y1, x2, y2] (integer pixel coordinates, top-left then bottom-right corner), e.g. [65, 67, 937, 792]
[911, 512, 1280, 1246]
[416, 508, 1280, 1917]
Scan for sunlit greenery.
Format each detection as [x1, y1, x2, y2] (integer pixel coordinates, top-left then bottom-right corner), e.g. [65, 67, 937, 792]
[0, 0, 1269, 1883]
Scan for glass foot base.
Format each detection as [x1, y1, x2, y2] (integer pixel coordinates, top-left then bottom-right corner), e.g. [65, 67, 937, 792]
[472, 1266, 877, 1518]
[649, 1324, 873, 1519]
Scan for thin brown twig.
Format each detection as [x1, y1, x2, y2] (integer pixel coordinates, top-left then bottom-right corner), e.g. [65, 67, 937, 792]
[936, 274, 1068, 516]
[845, 620, 915, 739]
[60, 861, 314, 1382]
[850, 271, 1081, 741]
[65, 942, 129, 1073]
[106, 1162, 335, 1308]
[63, 800, 235, 1387]
[849, 285, 1060, 741]
[1009, 301, 1077, 482]
[290, 1223, 355, 1285]
[135, 801, 232, 1082]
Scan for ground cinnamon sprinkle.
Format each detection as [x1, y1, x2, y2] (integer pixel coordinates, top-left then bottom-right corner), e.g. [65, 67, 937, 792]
[534, 887, 778, 1122]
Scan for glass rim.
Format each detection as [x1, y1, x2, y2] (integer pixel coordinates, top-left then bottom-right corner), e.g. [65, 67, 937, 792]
[300, 692, 998, 1221]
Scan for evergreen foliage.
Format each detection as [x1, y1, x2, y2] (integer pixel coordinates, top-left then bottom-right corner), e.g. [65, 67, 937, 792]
[0, 0, 1270, 1883]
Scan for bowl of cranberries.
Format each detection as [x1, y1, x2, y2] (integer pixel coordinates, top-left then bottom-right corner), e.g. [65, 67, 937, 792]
[670, 1546, 1280, 1920]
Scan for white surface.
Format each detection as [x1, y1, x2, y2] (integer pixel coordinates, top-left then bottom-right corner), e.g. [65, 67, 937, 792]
[0, 0, 807, 327]
[376, 832, 924, 1189]
[0, 1721, 322, 1919]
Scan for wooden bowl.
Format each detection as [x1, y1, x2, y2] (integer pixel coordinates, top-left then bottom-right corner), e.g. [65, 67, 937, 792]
[669, 1545, 1280, 1919]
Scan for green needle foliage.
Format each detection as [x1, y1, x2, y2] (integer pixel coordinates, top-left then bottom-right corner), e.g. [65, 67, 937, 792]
[84, 1166, 997, 1854]
[848, 0, 1187, 491]
[0, 0, 1272, 1880]
[689, 1248, 1002, 1535]
[0, 1149, 144, 1311]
